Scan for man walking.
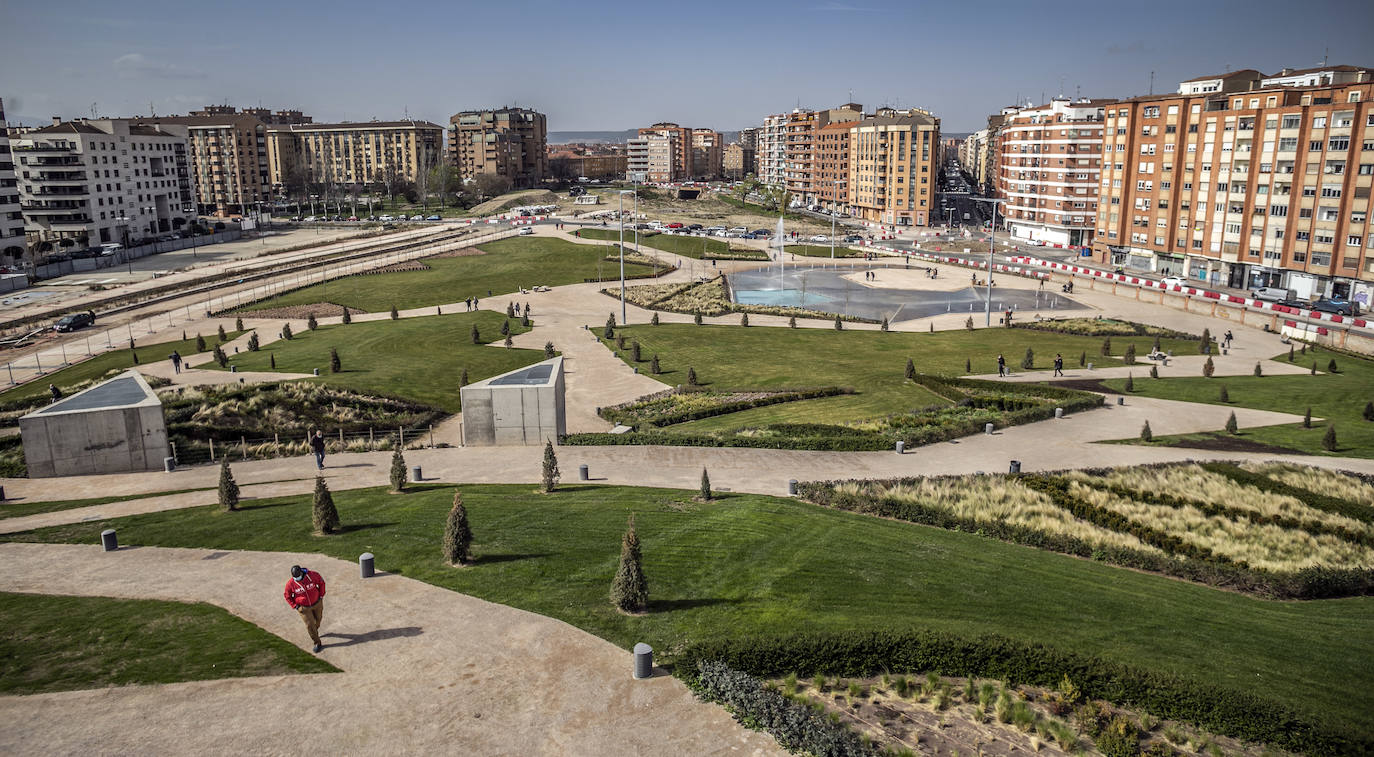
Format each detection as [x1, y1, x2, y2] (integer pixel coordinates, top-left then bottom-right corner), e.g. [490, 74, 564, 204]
[997, 354, 1007, 377]
[1053, 353, 1064, 377]
[1224, 330, 1234, 349]
[284, 565, 326, 653]
[310, 430, 326, 469]
[169, 350, 182, 374]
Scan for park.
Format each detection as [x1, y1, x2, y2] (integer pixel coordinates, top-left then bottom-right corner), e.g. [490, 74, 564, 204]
[1, 214, 1372, 756]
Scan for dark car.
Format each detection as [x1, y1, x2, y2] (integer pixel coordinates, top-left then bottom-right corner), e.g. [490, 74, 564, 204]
[751, 229, 771, 237]
[54, 311, 95, 332]
[687, 224, 703, 230]
[1311, 299, 1356, 316]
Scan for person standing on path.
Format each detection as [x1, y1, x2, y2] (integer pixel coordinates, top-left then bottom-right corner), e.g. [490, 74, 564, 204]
[284, 565, 327, 653]
[1053, 353, 1064, 377]
[169, 351, 182, 374]
[1224, 330, 1234, 349]
[310, 430, 326, 469]
[48, 384, 62, 404]
[997, 354, 1007, 377]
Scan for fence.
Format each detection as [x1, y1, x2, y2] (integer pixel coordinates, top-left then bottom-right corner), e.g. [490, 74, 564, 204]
[31, 231, 244, 281]
[170, 425, 443, 467]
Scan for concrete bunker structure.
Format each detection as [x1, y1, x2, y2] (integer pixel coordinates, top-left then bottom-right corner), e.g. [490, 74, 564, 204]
[459, 357, 565, 446]
[19, 370, 170, 477]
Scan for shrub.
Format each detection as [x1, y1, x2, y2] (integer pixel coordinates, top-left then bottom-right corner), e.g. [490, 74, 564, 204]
[1323, 424, 1338, 452]
[545, 342, 556, 359]
[631, 341, 642, 362]
[247, 332, 260, 352]
[1078, 351, 1086, 367]
[342, 309, 352, 325]
[1199, 328, 1211, 354]
[651, 312, 659, 326]
[329, 348, 341, 374]
[834, 315, 843, 331]
[307, 312, 318, 331]
[281, 323, 293, 341]
[389, 305, 399, 320]
[611, 515, 648, 613]
[1254, 361, 1263, 377]
[965, 317, 974, 330]
[212, 345, 229, 368]
[1096, 715, 1141, 757]
[1203, 356, 1214, 377]
[1225, 411, 1238, 435]
[687, 367, 699, 386]
[1149, 365, 1158, 379]
[880, 317, 889, 332]
[616, 334, 627, 350]
[500, 320, 510, 337]
[235, 316, 244, 332]
[1303, 407, 1312, 428]
[1219, 385, 1229, 403]
[1364, 402, 1374, 422]
[788, 316, 797, 328]
[1288, 345, 1295, 362]
[311, 476, 340, 534]
[694, 313, 703, 326]
[269, 353, 276, 369]
[196, 334, 207, 353]
[217, 458, 239, 512]
[740, 313, 749, 327]
[541, 441, 559, 493]
[1101, 337, 1112, 356]
[1124, 344, 1136, 365]
[905, 358, 915, 380]
[443, 490, 472, 565]
[471, 324, 480, 344]
[650, 355, 661, 375]
[1021, 347, 1034, 370]
[389, 444, 407, 492]
[604, 314, 616, 339]
[503, 334, 513, 348]
[699, 468, 712, 501]
[218, 324, 227, 342]
[1328, 359, 1339, 373]
[1124, 374, 1134, 392]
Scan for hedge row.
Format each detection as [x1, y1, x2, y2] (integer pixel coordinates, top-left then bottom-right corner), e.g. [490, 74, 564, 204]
[1009, 318, 1200, 340]
[693, 661, 880, 757]
[563, 428, 894, 452]
[670, 630, 1369, 756]
[600, 386, 854, 429]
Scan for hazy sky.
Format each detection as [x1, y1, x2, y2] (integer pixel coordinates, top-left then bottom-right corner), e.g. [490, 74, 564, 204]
[2, 0, 1371, 134]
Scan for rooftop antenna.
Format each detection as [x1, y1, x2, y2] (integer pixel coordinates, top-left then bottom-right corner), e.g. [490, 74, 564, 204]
[1059, 76, 1065, 97]
[1149, 71, 1154, 95]
[1323, 48, 1329, 66]
[90, 102, 97, 118]
[149, 101, 155, 117]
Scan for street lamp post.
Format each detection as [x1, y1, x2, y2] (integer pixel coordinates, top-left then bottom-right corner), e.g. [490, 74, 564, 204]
[971, 197, 1006, 327]
[617, 189, 634, 324]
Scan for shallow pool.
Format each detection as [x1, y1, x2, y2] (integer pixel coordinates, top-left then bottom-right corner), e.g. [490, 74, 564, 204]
[733, 289, 835, 307]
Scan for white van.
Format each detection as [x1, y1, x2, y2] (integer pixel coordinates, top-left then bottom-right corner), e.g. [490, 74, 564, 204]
[1252, 286, 1292, 302]
[98, 243, 122, 256]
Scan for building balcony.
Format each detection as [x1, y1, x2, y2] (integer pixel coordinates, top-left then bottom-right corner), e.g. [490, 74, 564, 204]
[13, 144, 75, 155]
[22, 202, 88, 215]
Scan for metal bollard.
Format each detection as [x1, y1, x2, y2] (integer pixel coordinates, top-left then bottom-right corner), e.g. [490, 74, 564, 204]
[579, 464, 589, 481]
[1117, 396, 1125, 405]
[633, 642, 653, 679]
[788, 479, 798, 495]
[411, 465, 422, 482]
[359, 552, 375, 578]
[984, 422, 994, 434]
[1086, 362, 1094, 370]
[895, 440, 905, 454]
[1054, 408, 1064, 419]
[230, 365, 237, 373]
[313, 368, 320, 376]
[1009, 460, 1022, 474]
[101, 529, 118, 552]
[164, 456, 176, 472]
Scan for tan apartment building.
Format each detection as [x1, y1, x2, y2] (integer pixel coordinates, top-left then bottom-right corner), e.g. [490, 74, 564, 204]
[0, 98, 23, 261]
[13, 118, 192, 249]
[548, 148, 627, 180]
[723, 143, 755, 180]
[816, 121, 854, 214]
[784, 103, 863, 205]
[996, 97, 1109, 247]
[634, 123, 691, 179]
[266, 120, 445, 193]
[1093, 67, 1374, 301]
[691, 128, 724, 179]
[131, 112, 269, 216]
[737, 127, 760, 151]
[627, 133, 677, 182]
[191, 105, 312, 127]
[450, 107, 547, 188]
[847, 108, 939, 226]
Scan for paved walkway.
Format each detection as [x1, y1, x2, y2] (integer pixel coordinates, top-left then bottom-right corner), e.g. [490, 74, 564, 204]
[0, 543, 781, 756]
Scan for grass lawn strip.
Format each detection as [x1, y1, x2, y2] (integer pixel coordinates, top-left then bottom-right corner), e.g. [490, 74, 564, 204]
[0, 591, 336, 695]
[577, 228, 768, 260]
[4, 482, 1369, 733]
[0, 487, 212, 521]
[784, 244, 866, 258]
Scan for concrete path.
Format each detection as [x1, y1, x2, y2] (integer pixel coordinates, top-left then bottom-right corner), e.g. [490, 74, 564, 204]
[0, 543, 781, 757]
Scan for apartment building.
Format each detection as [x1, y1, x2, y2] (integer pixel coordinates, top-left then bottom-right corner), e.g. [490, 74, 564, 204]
[266, 120, 445, 192]
[12, 118, 191, 250]
[783, 104, 863, 205]
[191, 105, 311, 127]
[691, 128, 724, 180]
[737, 127, 760, 151]
[0, 98, 23, 261]
[548, 148, 627, 180]
[450, 107, 547, 188]
[757, 113, 787, 186]
[816, 121, 854, 213]
[634, 123, 691, 179]
[131, 112, 270, 216]
[996, 97, 1108, 247]
[723, 143, 756, 180]
[959, 129, 987, 183]
[1093, 67, 1374, 302]
[847, 108, 940, 226]
[626, 133, 677, 182]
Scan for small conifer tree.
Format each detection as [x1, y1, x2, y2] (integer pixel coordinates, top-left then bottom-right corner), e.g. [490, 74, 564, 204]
[610, 515, 648, 613]
[342, 308, 352, 324]
[698, 468, 712, 501]
[213, 345, 228, 368]
[521, 313, 530, 327]
[235, 316, 244, 332]
[282, 323, 293, 340]
[1140, 421, 1153, 442]
[651, 312, 659, 326]
[694, 313, 703, 326]
[834, 315, 843, 330]
[1152, 335, 1161, 353]
[330, 348, 341, 373]
[788, 316, 797, 328]
[631, 341, 642, 361]
[1079, 351, 1086, 367]
[1203, 356, 1215, 377]
[1225, 411, 1239, 435]
[1021, 347, 1034, 370]
[604, 313, 616, 339]
[1288, 345, 1294, 362]
[389, 305, 399, 320]
[218, 458, 239, 512]
[1199, 328, 1211, 354]
[307, 312, 318, 331]
[500, 319, 510, 336]
[965, 317, 974, 330]
[1125, 373, 1134, 392]
[650, 355, 661, 374]
[196, 333, 206, 352]
[544, 342, 556, 359]
[504, 334, 513, 348]
[541, 440, 559, 493]
[1363, 402, 1374, 422]
[1219, 385, 1229, 402]
[270, 353, 276, 369]
[247, 332, 260, 351]
[471, 324, 481, 344]
[880, 317, 889, 332]
[312, 476, 340, 534]
[1311, 361, 1317, 375]
[218, 324, 227, 342]
[687, 367, 698, 386]
[132, 351, 140, 365]
[460, 368, 469, 386]
[1124, 344, 1136, 365]
[1328, 359, 1339, 373]
[1323, 424, 1338, 452]
[443, 490, 472, 566]
[390, 442, 407, 493]
[1101, 337, 1112, 356]
[965, 358, 971, 373]
[905, 358, 915, 380]
[1150, 365, 1158, 379]
[616, 334, 626, 350]
[1303, 407, 1312, 428]
[740, 313, 749, 327]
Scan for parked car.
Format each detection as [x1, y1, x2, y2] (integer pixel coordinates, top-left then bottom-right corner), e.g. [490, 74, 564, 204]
[1311, 298, 1356, 316]
[425, 215, 441, 221]
[519, 227, 535, 236]
[1251, 286, 1292, 302]
[843, 235, 864, 243]
[687, 224, 703, 231]
[303, 216, 317, 222]
[98, 243, 122, 256]
[666, 222, 684, 229]
[54, 311, 95, 332]
[751, 229, 771, 237]
[409, 215, 424, 221]
[347, 216, 360, 222]
[378, 215, 394, 222]
[809, 234, 829, 242]
[1160, 276, 1185, 288]
[729, 226, 748, 235]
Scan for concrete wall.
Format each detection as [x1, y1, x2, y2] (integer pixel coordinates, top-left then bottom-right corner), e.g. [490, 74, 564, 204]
[20, 404, 169, 477]
[460, 368, 565, 446]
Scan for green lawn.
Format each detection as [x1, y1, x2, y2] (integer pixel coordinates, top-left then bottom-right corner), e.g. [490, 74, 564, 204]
[602, 323, 1197, 432]
[0, 332, 242, 406]
[5, 483, 1369, 731]
[209, 312, 541, 413]
[239, 236, 658, 314]
[0, 591, 336, 694]
[578, 228, 732, 259]
[785, 244, 865, 258]
[1102, 347, 1374, 457]
[0, 488, 210, 521]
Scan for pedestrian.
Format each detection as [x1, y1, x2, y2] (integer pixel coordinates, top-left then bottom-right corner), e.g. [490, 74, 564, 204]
[284, 565, 327, 653]
[1053, 353, 1064, 377]
[972, 272, 977, 286]
[1224, 330, 1233, 348]
[169, 350, 182, 374]
[48, 383, 62, 404]
[473, 297, 480, 310]
[997, 354, 1006, 377]
[310, 430, 326, 469]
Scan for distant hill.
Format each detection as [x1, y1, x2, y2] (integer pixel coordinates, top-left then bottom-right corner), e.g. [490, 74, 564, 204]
[550, 129, 744, 145]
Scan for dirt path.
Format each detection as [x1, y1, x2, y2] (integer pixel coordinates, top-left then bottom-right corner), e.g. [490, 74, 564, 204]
[0, 543, 781, 756]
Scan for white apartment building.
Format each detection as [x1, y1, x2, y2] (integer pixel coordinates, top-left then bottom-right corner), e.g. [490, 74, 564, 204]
[0, 98, 23, 262]
[626, 133, 676, 183]
[757, 113, 787, 187]
[13, 118, 192, 251]
[995, 96, 1108, 247]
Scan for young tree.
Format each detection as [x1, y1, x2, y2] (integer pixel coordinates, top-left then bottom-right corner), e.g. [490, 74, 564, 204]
[1311, 361, 1317, 375]
[521, 313, 530, 327]
[1225, 411, 1239, 435]
[1101, 337, 1112, 356]
[1124, 344, 1136, 365]
[610, 514, 648, 613]
[905, 357, 915, 380]
[330, 348, 342, 373]
[687, 367, 698, 386]
[965, 317, 974, 331]
[235, 316, 244, 332]
[218, 324, 228, 342]
[1125, 374, 1134, 392]
[1288, 345, 1295, 362]
[213, 345, 229, 368]
[196, 333, 207, 353]
[247, 332, 260, 351]
[342, 308, 352, 325]
[1364, 401, 1374, 422]
[615, 334, 626, 350]
[1203, 356, 1215, 377]
[307, 312, 318, 331]
[460, 368, 469, 386]
[631, 341, 642, 361]
[834, 315, 843, 331]
[282, 323, 294, 341]
[965, 358, 972, 373]
[390, 305, 399, 320]
[390, 442, 407, 493]
[471, 323, 481, 344]
[740, 313, 750, 327]
[504, 334, 513, 349]
[541, 441, 559, 493]
[694, 313, 704, 326]
[1303, 407, 1312, 428]
[650, 312, 660, 326]
[270, 353, 277, 370]
[1251, 361, 1262, 377]
[650, 355, 660, 374]
[1152, 335, 1161, 353]
[312, 476, 341, 534]
[604, 313, 616, 339]
[880, 316, 889, 332]
[1323, 424, 1338, 452]
[218, 458, 239, 512]
[506, 302, 516, 318]
[544, 342, 556, 359]
[1150, 365, 1159, 379]
[443, 490, 472, 566]
[1021, 347, 1034, 370]
[788, 316, 797, 328]
[1328, 359, 1339, 373]
[500, 319, 511, 337]
[698, 468, 712, 501]
[1140, 421, 1153, 442]
[1078, 351, 1086, 367]
[1219, 385, 1229, 402]
[1199, 328, 1211, 354]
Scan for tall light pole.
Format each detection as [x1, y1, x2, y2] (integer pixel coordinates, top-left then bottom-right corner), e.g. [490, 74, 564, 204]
[971, 197, 1006, 327]
[617, 189, 634, 324]
[828, 180, 842, 259]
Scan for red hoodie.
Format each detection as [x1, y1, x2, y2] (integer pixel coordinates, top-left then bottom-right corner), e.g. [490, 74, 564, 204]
[284, 570, 326, 609]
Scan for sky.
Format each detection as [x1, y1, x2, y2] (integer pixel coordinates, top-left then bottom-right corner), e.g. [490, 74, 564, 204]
[2, 0, 1371, 135]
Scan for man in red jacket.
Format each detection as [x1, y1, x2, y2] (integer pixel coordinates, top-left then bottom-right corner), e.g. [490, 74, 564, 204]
[284, 565, 326, 652]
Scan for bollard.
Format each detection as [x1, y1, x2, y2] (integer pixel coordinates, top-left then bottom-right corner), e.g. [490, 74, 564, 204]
[411, 465, 422, 482]
[230, 365, 237, 373]
[359, 552, 375, 578]
[1054, 407, 1064, 419]
[633, 642, 653, 679]
[1117, 396, 1125, 406]
[895, 440, 905, 454]
[101, 529, 118, 552]
[0, 485, 5, 501]
[1009, 460, 1022, 474]
[164, 456, 176, 472]
[313, 368, 320, 376]
[984, 422, 994, 435]
[788, 479, 798, 495]
[579, 464, 589, 481]
[1086, 362, 1094, 370]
